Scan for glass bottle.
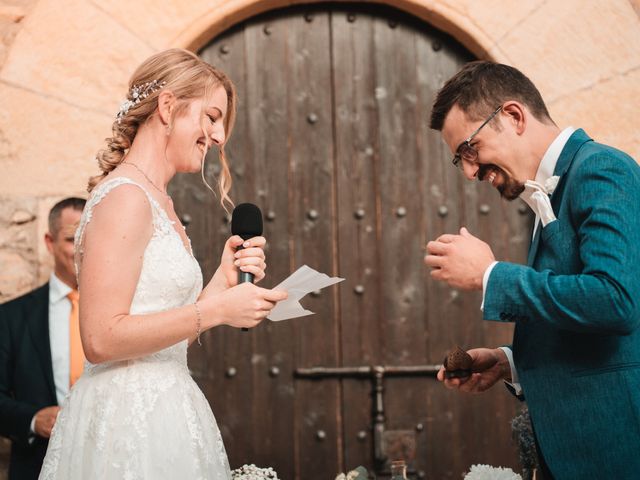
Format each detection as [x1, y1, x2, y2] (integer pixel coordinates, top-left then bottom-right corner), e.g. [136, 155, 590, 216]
[390, 460, 408, 479]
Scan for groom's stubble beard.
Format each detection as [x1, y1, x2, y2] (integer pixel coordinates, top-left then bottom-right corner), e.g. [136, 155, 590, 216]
[478, 163, 525, 201]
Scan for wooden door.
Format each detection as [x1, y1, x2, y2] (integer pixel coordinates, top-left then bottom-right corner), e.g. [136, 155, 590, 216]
[170, 3, 531, 478]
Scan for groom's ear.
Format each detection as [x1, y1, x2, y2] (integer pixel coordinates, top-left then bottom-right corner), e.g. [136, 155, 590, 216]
[157, 90, 176, 125]
[502, 101, 527, 135]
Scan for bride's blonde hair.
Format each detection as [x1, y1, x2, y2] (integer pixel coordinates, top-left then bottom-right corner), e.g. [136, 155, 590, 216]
[89, 48, 237, 209]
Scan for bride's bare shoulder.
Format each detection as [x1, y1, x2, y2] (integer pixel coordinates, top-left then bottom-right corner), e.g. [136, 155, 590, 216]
[84, 176, 154, 240]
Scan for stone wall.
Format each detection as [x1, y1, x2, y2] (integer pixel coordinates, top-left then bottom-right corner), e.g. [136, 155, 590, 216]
[1, 2, 41, 475]
[0, 196, 60, 301]
[0, 196, 39, 300]
[0, 0, 37, 66]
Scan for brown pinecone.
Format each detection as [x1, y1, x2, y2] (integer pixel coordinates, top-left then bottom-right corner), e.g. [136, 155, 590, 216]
[443, 345, 472, 379]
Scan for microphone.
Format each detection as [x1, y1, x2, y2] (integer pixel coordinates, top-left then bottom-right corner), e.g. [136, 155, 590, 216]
[231, 203, 263, 285]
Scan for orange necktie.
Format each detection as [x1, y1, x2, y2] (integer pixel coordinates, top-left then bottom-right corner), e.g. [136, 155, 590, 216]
[67, 290, 84, 386]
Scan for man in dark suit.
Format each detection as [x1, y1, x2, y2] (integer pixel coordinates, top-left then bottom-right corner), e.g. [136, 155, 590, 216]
[0, 197, 85, 480]
[424, 62, 640, 479]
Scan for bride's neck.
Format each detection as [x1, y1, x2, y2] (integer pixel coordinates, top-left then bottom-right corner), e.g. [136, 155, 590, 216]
[123, 123, 175, 190]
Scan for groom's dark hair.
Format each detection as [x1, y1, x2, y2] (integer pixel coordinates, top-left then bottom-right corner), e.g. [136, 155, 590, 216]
[430, 61, 554, 131]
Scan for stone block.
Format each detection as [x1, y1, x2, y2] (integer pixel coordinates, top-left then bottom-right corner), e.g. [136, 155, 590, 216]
[11, 210, 34, 224]
[0, 0, 154, 113]
[0, 0, 37, 68]
[0, 249, 36, 301]
[489, 0, 640, 102]
[549, 67, 640, 161]
[0, 196, 37, 251]
[0, 83, 103, 197]
[0, 196, 40, 300]
[442, 0, 546, 47]
[94, 0, 219, 50]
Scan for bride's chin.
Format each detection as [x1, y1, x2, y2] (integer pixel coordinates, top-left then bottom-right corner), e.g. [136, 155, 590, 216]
[178, 156, 204, 173]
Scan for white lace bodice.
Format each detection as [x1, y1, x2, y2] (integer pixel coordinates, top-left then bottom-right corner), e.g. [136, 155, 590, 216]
[74, 176, 203, 367]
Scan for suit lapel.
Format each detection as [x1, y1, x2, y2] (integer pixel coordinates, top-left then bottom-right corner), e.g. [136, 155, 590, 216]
[27, 283, 57, 402]
[527, 225, 542, 266]
[526, 129, 593, 266]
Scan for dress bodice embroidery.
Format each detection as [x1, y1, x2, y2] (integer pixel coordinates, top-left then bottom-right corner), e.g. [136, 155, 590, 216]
[74, 176, 203, 367]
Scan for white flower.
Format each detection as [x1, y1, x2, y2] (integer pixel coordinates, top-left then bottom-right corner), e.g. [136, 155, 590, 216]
[464, 464, 522, 480]
[116, 100, 135, 124]
[231, 464, 279, 480]
[118, 100, 134, 115]
[544, 175, 560, 195]
[115, 80, 166, 124]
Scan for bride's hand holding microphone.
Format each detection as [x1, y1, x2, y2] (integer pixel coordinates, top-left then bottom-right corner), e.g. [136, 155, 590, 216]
[202, 234, 267, 295]
[198, 203, 287, 330]
[198, 235, 286, 330]
[202, 202, 269, 294]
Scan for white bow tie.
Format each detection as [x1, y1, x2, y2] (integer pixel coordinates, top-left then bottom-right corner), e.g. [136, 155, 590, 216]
[520, 176, 560, 234]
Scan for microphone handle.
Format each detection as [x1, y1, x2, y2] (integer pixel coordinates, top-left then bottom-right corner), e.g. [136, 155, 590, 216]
[236, 243, 254, 331]
[238, 271, 255, 284]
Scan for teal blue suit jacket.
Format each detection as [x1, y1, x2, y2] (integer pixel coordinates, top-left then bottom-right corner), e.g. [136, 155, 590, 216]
[484, 129, 640, 479]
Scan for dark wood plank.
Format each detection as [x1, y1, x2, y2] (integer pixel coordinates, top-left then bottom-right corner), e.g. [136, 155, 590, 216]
[197, 23, 258, 472]
[371, 8, 434, 475]
[331, 6, 382, 473]
[416, 25, 470, 480]
[284, 8, 343, 477]
[238, 9, 297, 476]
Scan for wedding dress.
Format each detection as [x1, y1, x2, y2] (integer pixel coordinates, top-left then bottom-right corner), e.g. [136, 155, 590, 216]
[39, 177, 231, 479]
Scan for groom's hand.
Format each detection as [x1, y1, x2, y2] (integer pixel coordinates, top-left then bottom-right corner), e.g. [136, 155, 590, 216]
[437, 348, 510, 394]
[424, 227, 495, 290]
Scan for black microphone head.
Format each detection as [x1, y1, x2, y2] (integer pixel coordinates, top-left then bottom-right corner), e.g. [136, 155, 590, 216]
[231, 203, 263, 240]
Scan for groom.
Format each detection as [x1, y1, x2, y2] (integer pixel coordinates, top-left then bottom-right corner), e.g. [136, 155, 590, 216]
[424, 61, 640, 479]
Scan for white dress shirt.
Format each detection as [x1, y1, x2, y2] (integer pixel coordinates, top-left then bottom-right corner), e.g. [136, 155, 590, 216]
[48, 273, 73, 405]
[481, 127, 576, 394]
[30, 273, 73, 435]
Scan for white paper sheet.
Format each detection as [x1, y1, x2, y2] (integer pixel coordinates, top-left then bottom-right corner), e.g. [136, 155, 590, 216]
[268, 265, 344, 321]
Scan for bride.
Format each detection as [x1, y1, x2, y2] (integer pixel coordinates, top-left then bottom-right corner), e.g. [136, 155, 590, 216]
[39, 49, 287, 479]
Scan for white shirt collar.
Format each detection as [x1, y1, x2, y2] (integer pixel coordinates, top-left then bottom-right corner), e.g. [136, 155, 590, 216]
[534, 126, 576, 185]
[49, 272, 73, 304]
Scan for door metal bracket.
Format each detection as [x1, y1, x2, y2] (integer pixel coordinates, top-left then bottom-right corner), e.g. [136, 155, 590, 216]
[295, 364, 440, 470]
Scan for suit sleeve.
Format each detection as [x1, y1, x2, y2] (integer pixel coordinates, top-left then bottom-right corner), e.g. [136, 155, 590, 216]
[483, 151, 640, 334]
[0, 301, 40, 446]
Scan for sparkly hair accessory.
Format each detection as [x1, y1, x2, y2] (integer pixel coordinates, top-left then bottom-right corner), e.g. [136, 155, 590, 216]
[116, 79, 166, 124]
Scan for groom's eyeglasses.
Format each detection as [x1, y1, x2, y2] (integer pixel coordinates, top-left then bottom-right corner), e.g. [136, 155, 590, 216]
[452, 105, 502, 170]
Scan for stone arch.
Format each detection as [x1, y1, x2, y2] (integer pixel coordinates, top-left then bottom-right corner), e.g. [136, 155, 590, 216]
[171, 0, 497, 61]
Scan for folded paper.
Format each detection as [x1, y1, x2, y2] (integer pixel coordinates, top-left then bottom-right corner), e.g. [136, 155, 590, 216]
[268, 265, 344, 322]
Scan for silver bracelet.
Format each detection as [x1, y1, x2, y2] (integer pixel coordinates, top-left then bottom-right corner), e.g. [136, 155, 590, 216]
[193, 302, 202, 346]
